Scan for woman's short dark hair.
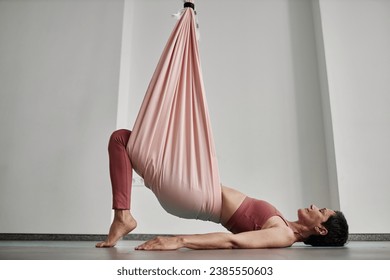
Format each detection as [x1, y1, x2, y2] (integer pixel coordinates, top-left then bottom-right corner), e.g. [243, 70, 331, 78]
[304, 211, 349, 247]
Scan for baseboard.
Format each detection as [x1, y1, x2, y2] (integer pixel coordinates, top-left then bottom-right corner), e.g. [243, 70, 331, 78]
[347, 234, 390, 241]
[0, 233, 157, 241]
[1, 233, 390, 242]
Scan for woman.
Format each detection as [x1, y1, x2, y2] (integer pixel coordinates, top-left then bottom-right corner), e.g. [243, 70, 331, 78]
[96, 129, 348, 250]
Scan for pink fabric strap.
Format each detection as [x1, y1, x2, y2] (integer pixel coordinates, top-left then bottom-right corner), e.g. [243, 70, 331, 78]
[127, 8, 222, 223]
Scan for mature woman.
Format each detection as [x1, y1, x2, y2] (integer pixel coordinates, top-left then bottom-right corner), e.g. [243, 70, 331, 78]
[96, 129, 348, 250]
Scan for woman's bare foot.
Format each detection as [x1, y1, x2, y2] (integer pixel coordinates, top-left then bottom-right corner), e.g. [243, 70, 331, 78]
[95, 210, 137, 248]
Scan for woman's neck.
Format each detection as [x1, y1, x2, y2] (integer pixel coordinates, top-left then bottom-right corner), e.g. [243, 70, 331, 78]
[287, 221, 310, 242]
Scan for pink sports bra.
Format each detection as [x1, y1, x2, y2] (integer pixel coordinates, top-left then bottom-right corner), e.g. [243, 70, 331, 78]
[224, 196, 289, 234]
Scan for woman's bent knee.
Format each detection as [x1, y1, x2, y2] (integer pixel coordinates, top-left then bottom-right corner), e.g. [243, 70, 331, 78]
[109, 129, 132, 148]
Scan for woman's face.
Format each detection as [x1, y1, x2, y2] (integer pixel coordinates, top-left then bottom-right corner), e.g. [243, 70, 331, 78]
[298, 204, 336, 229]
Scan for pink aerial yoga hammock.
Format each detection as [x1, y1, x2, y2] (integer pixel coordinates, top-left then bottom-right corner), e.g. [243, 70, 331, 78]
[126, 1, 222, 223]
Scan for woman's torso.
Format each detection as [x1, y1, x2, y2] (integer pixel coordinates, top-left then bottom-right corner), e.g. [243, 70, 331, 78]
[220, 186, 288, 233]
[220, 186, 247, 225]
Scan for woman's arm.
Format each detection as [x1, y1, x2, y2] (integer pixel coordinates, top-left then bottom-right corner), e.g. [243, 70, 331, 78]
[135, 232, 234, 250]
[135, 227, 294, 250]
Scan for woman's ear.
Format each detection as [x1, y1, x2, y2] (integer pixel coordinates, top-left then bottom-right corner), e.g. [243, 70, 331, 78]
[314, 226, 328, 236]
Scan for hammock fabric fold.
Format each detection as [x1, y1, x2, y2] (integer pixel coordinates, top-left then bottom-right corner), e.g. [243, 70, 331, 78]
[126, 5, 222, 223]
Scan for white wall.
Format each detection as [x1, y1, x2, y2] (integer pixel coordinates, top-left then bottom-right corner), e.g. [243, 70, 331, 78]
[1, 0, 388, 236]
[319, 0, 390, 233]
[0, 0, 124, 234]
[312, 0, 341, 212]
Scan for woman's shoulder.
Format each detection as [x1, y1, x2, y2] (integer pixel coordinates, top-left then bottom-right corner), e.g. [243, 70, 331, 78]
[262, 217, 297, 245]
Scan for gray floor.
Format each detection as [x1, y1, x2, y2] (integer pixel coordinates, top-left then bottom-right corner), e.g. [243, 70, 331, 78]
[1, 240, 390, 260]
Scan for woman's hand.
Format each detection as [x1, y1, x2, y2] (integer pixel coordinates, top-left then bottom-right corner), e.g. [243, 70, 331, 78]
[135, 236, 183, 251]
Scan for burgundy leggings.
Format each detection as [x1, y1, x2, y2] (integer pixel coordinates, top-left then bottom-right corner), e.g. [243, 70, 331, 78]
[108, 129, 133, 210]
